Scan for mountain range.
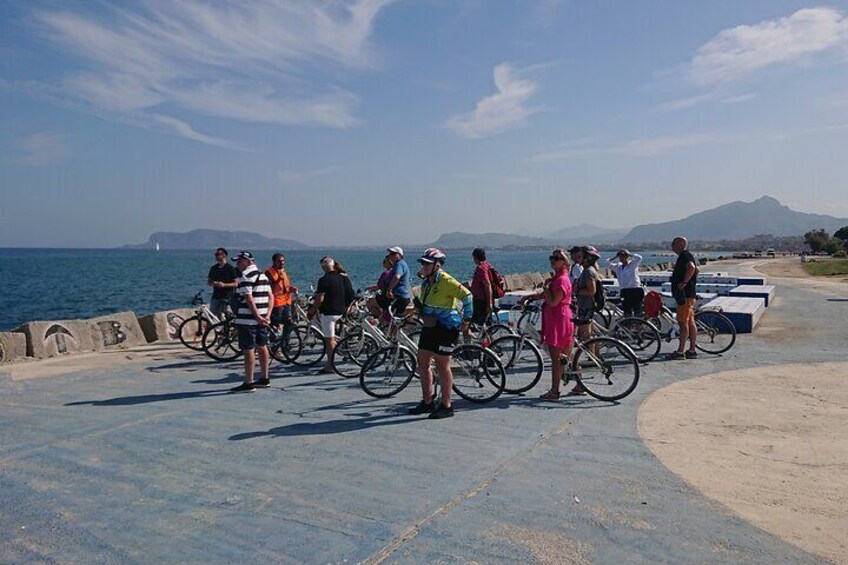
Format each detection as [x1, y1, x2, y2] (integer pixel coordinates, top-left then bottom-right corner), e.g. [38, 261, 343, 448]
[124, 229, 308, 250]
[123, 196, 848, 250]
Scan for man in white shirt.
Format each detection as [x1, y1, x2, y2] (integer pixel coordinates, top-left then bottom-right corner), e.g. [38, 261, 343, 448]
[608, 249, 644, 317]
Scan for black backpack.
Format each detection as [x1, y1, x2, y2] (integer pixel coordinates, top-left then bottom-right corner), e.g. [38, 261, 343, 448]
[593, 276, 606, 312]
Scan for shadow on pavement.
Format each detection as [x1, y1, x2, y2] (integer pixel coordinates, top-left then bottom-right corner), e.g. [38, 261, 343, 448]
[229, 410, 419, 440]
[65, 388, 231, 406]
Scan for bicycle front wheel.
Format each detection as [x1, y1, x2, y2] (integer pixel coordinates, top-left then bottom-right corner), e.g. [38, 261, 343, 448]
[359, 345, 417, 398]
[269, 327, 303, 364]
[332, 332, 380, 378]
[451, 344, 505, 403]
[571, 337, 639, 401]
[694, 311, 737, 354]
[178, 314, 209, 352]
[610, 317, 662, 364]
[202, 320, 242, 362]
[488, 335, 543, 394]
[288, 324, 326, 367]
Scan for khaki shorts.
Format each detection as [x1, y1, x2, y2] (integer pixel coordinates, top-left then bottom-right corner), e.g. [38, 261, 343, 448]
[676, 298, 696, 324]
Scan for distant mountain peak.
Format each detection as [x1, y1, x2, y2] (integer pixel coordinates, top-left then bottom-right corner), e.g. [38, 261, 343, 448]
[622, 195, 848, 242]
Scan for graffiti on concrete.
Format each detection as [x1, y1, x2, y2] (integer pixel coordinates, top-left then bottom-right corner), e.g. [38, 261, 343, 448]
[97, 321, 127, 347]
[44, 324, 75, 354]
[166, 313, 183, 340]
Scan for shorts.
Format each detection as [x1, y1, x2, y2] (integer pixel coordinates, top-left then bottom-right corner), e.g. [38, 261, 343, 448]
[376, 295, 410, 316]
[271, 305, 292, 326]
[318, 314, 342, 338]
[237, 325, 269, 350]
[575, 306, 594, 324]
[676, 298, 696, 324]
[471, 299, 491, 325]
[418, 324, 459, 356]
[375, 293, 392, 310]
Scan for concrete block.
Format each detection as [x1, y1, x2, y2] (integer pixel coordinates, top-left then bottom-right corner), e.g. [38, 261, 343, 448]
[702, 296, 765, 333]
[87, 311, 147, 351]
[16, 320, 97, 358]
[504, 274, 523, 291]
[661, 282, 737, 296]
[519, 273, 536, 289]
[729, 285, 776, 307]
[529, 272, 546, 287]
[0, 332, 28, 364]
[137, 308, 196, 343]
[736, 276, 767, 286]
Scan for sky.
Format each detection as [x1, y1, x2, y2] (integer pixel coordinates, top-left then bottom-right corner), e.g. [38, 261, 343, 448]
[1, 0, 848, 247]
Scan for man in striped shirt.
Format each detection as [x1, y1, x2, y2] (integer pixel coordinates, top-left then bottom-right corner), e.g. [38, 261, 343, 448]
[230, 251, 273, 393]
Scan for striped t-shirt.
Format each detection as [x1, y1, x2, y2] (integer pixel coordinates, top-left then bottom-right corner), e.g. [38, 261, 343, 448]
[235, 265, 272, 326]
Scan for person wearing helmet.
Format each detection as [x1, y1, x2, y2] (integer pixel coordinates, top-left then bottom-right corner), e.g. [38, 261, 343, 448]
[409, 248, 473, 419]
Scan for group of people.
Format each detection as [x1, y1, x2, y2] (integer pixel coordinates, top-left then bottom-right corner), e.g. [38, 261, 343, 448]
[205, 235, 700, 417]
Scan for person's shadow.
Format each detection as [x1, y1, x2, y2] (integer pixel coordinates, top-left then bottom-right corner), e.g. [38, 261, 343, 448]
[66, 388, 230, 406]
[229, 408, 418, 440]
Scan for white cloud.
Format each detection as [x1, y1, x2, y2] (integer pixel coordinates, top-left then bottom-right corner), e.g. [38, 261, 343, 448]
[445, 63, 539, 139]
[20, 132, 71, 166]
[152, 115, 241, 150]
[528, 133, 723, 162]
[31, 1, 392, 145]
[689, 7, 848, 85]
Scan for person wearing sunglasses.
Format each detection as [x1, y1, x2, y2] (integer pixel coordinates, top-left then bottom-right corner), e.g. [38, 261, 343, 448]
[207, 247, 238, 319]
[521, 249, 576, 400]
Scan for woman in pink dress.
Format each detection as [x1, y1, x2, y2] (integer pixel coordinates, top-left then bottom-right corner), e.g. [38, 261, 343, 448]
[523, 248, 576, 400]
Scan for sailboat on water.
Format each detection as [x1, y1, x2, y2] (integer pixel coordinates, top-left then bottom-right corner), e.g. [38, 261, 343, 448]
[155, 242, 160, 251]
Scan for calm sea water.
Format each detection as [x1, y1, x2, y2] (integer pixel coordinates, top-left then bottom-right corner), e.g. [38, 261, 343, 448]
[0, 248, 714, 330]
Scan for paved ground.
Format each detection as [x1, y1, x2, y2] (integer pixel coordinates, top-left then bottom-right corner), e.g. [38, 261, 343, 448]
[1, 259, 845, 564]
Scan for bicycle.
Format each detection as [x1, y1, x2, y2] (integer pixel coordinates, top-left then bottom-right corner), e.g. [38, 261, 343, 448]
[507, 299, 640, 401]
[177, 290, 223, 351]
[358, 316, 507, 404]
[647, 302, 737, 355]
[586, 303, 662, 364]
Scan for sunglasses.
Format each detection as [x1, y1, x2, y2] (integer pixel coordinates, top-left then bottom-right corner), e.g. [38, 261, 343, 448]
[549, 255, 565, 261]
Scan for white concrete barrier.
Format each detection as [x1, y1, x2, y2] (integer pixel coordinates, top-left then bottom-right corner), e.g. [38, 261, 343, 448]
[87, 311, 147, 351]
[16, 320, 97, 358]
[0, 332, 28, 364]
[137, 308, 196, 343]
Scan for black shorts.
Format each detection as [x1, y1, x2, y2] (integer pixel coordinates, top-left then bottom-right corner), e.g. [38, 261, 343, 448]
[237, 325, 269, 350]
[376, 295, 410, 316]
[471, 299, 490, 325]
[375, 293, 392, 309]
[418, 324, 459, 356]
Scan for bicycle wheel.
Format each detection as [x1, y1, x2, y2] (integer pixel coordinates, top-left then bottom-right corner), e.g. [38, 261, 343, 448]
[359, 345, 417, 398]
[694, 311, 737, 354]
[488, 335, 544, 394]
[610, 317, 662, 364]
[332, 332, 380, 378]
[571, 337, 639, 401]
[288, 324, 326, 367]
[269, 327, 303, 364]
[202, 320, 243, 362]
[450, 344, 506, 403]
[178, 314, 209, 352]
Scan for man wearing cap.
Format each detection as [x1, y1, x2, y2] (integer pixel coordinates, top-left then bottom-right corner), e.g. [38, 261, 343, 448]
[607, 249, 644, 317]
[230, 251, 273, 393]
[567, 246, 584, 287]
[384, 246, 411, 317]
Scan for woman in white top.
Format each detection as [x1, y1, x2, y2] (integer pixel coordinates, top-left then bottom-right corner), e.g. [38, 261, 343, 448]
[608, 249, 644, 317]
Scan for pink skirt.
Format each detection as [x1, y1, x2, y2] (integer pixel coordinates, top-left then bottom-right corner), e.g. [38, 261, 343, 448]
[541, 309, 574, 350]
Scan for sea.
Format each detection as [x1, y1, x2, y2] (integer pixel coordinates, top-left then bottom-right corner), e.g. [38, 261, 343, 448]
[0, 248, 723, 331]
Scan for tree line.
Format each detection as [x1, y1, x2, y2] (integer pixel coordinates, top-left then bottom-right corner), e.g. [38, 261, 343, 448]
[804, 226, 848, 256]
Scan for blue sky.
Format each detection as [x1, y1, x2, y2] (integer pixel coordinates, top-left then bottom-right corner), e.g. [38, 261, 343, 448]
[2, 0, 848, 247]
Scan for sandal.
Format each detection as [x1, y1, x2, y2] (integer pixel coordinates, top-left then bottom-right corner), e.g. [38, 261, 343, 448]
[539, 390, 561, 401]
[565, 385, 587, 397]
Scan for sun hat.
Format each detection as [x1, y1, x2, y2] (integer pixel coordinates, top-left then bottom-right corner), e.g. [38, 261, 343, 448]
[583, 246, 601, 259]
[387, 246, 404, 256]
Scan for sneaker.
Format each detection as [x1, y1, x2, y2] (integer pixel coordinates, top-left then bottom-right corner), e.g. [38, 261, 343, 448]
[229, 382, 256, 393]
[256, 378, 271, 388]
[684, 350, 699, 359]
[428, 404, 454, 419]
[408, 400, 434, 415]
[667, 351, 686, 360]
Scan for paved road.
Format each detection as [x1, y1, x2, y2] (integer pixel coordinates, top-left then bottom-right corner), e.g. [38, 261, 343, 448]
[1, 261, 844, 563]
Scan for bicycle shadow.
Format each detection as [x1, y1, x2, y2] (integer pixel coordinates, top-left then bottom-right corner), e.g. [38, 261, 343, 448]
[65, 388, 231, 406]
[229, 409, 418, 440]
